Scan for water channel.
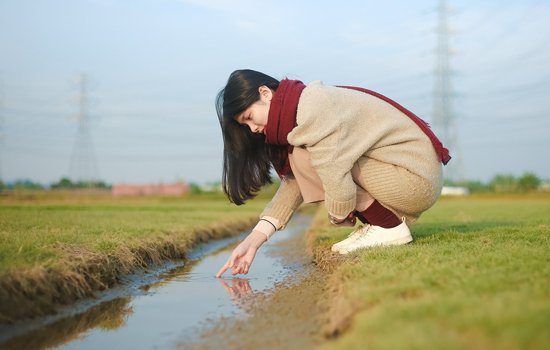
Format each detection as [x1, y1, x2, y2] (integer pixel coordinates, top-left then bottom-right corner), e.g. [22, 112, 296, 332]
[0, 214, 313, 350]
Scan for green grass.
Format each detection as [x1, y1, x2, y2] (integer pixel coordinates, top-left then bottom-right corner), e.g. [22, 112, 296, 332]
[310, 195, 550, 350]
[0, 193, 269, 323]
[0, 194, 268, 273]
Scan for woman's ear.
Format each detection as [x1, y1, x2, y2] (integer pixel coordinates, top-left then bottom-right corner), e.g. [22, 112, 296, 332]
[258, 85, 273, 102]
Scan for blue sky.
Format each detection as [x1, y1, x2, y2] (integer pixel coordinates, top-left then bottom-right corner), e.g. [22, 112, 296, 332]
[1, 0, 549, 185]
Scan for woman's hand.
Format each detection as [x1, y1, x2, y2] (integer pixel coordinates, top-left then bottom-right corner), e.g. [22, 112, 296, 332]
[329, 212, 357, 227]
[216, 230, 267, 278]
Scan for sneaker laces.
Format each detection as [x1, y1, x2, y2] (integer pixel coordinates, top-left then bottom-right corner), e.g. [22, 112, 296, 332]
[347, 224, 369, 239]
[358, 224, 374, 238]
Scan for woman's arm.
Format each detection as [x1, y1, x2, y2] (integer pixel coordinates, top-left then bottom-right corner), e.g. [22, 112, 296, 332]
[216, 175, 303, 277]
[260, 173, 304, 231]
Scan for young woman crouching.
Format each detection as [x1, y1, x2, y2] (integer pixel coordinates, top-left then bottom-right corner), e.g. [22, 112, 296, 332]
[215, 69, 450, 277]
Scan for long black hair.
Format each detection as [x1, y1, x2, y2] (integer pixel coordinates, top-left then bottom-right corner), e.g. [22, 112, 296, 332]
[216, 69, 282, 205]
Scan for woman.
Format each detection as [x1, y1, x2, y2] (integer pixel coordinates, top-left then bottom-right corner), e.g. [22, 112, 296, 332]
[215, 69, 450, 278]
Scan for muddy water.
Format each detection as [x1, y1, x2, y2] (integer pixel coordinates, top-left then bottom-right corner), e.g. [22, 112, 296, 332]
[0, 214, 313, 350]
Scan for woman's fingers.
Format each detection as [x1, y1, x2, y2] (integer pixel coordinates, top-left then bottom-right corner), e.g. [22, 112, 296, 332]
[244, 281, 253, 293]
[231, 259, 242, 275]
[231, 259, 250, 276]
[217, 249, 242, 277]
[232, 263, 242, 275]
[218, 280, 236, 296]
[228, 255, 236, 268]
[217, 243, 257, 277]
[341, 219, 355, 227]
[216, 259, 231, 278]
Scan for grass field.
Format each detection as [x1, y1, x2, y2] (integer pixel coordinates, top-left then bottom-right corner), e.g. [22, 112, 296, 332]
[308, 194, 550, 350]
[0, 192, 269, 323]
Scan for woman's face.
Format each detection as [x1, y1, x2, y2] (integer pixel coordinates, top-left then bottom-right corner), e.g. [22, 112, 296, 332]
[234, 86, 273, 134]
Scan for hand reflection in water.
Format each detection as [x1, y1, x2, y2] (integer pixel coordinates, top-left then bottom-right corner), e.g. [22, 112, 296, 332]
[217, 277, 254, 302]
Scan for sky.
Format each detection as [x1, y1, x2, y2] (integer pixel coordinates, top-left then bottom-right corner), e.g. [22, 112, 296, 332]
[1, 0, 549, 185]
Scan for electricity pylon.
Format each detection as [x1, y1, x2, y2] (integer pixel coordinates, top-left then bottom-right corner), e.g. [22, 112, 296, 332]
[432, 0, 465, 181]
[0, 73, 4, 182]
[68, 74, 99, 185]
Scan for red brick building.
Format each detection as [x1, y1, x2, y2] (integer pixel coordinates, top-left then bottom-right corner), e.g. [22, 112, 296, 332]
[111, 182, 190, 197]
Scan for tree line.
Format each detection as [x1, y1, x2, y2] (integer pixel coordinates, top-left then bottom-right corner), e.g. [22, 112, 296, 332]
[0, 178, 111, 191]
[444, 172, 544, 194]
[0, 173, 546, 194]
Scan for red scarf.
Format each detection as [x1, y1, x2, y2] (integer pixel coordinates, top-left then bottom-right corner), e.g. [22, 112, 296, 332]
[264, 79, 451, 178]
[264, 79, 306, 178]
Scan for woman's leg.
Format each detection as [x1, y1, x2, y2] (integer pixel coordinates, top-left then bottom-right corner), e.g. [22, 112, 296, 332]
[288, 147, 325, 203]
[357, 156, 443, 227]
[351, 162, 375, 212]
[289, 147, 402, 229]
[290, 146, 373, 213]
[289, 147, 419, 254]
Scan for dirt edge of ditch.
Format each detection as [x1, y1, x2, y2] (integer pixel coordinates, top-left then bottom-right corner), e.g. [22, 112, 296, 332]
[182, 206, 360, 349]
[0, 217, 257, 325]
[305, 206, 364, 339]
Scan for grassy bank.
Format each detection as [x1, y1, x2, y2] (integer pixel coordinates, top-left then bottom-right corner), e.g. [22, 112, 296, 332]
[0, 193, 268, 324]
[307, 194, 550, 350]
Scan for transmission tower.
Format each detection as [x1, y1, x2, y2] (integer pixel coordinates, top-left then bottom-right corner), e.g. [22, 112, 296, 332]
[432, 0, 465, 181]
[0, 73, 4, 182]
[68, 74, 99, 186]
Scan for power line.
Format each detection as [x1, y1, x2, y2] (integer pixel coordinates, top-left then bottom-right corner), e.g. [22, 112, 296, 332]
[458, 0, 512, 33]
[3, 148, 221, 161]
[464, 32, 550, 77]
[453, 1, 550, 99]
[362, 72, 430, 90]
[453, 0, 481, 14]
[463, 138, 549, 148]
[0, 89, 75, 151]
[461, 111, 550, 124]
[463, 0, 546, 59]
[464, 74, 550, 99]
[463, 120, 550, 134]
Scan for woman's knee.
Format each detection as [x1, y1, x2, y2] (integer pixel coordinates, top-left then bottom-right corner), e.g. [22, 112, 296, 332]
[358, 157, 441, 216]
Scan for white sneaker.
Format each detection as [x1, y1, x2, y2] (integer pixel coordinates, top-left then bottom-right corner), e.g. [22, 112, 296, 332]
[331, 224, 371, 252]
[337, 222, 413, 254]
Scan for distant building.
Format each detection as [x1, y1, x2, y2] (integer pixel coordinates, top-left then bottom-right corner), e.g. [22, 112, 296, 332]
[441, 186, 470, 196]
[111, 182, 190, 197]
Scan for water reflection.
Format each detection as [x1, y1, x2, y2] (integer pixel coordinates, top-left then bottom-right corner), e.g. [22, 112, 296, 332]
[217, 278, 254, 301]
[0, 298, 133, 350]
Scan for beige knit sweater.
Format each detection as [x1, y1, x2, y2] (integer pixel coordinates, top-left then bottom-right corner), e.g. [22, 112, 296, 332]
[261, 80, 443, 229]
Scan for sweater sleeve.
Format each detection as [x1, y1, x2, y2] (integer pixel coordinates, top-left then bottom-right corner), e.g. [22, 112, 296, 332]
[260, 173, 304, 231]
[252, 216, 281, 240]
[307, 141, 357, 218]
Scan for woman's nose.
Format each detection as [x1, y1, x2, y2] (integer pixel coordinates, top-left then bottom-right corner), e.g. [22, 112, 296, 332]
[248, 123, 259, 133]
